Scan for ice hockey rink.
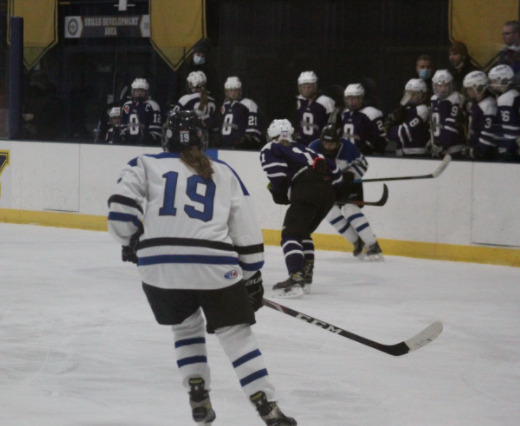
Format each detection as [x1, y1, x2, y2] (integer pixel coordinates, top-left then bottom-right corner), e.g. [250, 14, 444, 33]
[1, 223, 519, 426]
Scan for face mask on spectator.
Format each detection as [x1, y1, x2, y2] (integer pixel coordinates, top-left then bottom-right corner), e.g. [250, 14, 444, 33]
[419, 69, 432, 80]
[193, 53, 206, 65]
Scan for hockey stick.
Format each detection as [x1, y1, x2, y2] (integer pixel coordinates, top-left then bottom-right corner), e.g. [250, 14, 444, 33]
[336, 184, 388, 207]
[262, 298, 443, 356]
[354, 154, 451, 183]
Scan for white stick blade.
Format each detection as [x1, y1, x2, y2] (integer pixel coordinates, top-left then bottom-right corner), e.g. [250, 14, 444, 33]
[431, 155, 451, 178]
[404, 321, 443, 352]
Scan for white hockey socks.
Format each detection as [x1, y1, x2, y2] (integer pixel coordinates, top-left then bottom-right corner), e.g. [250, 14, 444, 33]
[326, 205, 359, 244]
[340, 204, 377, 246]
[172, 309, 211, 391]
[215, 324, 276, 401]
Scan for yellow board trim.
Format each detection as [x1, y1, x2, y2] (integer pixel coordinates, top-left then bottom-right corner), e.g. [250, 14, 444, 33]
[2, 208, 519, 267]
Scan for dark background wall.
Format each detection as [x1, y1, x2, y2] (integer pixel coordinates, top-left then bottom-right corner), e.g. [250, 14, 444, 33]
[1, 0, 452, 140]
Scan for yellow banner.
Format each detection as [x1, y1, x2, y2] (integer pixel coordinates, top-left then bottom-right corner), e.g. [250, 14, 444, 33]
[449, 0, 519, 69]
[150, 0, 206, 71]
[7, 0, 58, 70]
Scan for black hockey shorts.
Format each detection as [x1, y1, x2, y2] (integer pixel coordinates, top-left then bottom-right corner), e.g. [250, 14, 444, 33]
[142, 281, 256, 334]
[282, 178, 335, 238]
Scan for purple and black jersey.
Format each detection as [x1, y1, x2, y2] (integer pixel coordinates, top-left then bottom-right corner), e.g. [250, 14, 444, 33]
[468, 95, 497, 160]
[387, 104, 430, 156]
[173, 92, 218, 134]
[220, 98, 261, 148]
[296, 94, 335, 146]
[430, 91, 466, 155]
[340, 106, 387, 155]
[121, 99, 162, 145]
[495, 89, 520, 159]
[260, 141, 342, 195]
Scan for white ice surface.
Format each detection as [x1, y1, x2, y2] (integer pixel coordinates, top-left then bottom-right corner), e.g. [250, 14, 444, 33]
[1, 223, 519, 426]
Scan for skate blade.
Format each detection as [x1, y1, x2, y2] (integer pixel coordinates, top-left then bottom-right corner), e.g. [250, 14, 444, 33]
[355, 252, 367, 260]
[302, 284, 311, 295]
[367, 253, 384, 262]
[272, 286, 304, 298]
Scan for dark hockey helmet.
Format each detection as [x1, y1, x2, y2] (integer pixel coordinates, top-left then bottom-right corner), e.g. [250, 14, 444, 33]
[320, 124, 341, 157]
[162, 110, 208, 152]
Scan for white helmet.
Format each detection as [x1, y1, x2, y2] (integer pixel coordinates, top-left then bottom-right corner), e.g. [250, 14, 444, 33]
[488, 64, 514, 94]
[344, 83, 365, 97]
[131, 78, 149, 91]
[109, 107, 121, 118]
[224, 76, 242, 90]
[298, 71, 318, 85]
[405, 78, 428, 93]
[463, 70, 488, 89]
[187, 71, 207, 92]
[267, 119, 294, 143]
[432, 70, 453, 99]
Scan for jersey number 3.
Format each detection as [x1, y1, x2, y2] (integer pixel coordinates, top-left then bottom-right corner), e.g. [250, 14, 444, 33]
[159, 171, 216, 222]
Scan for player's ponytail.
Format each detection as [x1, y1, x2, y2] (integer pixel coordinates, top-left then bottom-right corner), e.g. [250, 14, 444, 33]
[181, 147, 214, 179]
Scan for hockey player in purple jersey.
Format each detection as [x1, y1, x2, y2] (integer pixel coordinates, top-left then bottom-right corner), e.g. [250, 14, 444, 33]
[105, 107, 124, 144]
[463, 71, 498, 161]
[295, 71, 336, 146]
[341, 83, 387, 156]
[219, 76, 262, 149]
[309, 125, 383, 261]
[260, 119, 343, 298]
[488, 64, 520, 162]
[172, 71, 218, 145]
[428, 70, 467, 158]
[121, 78, 162, 145]
[386, 79, 430, 157]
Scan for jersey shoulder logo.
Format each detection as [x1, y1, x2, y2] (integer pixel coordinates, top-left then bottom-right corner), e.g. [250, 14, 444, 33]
[224, 270, 238, 279]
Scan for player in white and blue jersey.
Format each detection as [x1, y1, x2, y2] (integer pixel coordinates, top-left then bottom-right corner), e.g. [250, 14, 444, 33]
[309, 124, 383, 262]
[108, 110, 296, 426]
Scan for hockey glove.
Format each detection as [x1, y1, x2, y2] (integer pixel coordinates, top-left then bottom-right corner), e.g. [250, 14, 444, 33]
[121, 225, 143, 264]
[244, 271, 264, 312]
[267, 183, 290, 205]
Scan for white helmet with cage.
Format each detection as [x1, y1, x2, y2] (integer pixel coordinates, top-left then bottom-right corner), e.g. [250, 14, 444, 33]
[401, 78, 428, 105]
[463, 70, 489, 100]
[109, 107, 121, 118]
[488, 64, 515, 94]
[224, 76, 242, 90]
[432, 70, 453, 99]
[187, 71, 207, 92]
[131, 78, 149, 102]
[344, 83, 365, 98]
[267, 119, 294, 143]
[298, 71, 318, 85]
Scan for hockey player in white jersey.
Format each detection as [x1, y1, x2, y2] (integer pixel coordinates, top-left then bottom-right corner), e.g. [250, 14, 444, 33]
[309, 124, 384, 261]
[107, 110, 296, 426]
[121, 78, 162, 145]
[488, 64, 520, 161]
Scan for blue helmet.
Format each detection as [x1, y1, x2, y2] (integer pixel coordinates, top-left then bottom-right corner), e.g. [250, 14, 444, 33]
[162, 110, 208, 152]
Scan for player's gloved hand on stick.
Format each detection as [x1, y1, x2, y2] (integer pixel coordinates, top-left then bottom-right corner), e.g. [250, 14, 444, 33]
[267, 183, 290, 205]
[244, 271, 264, 312]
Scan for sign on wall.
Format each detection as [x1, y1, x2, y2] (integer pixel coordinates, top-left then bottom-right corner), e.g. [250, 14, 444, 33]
[64, 15, 150, 38]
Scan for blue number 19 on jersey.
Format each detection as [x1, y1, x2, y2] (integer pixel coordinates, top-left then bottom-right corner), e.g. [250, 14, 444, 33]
[159, 171, 216, 222]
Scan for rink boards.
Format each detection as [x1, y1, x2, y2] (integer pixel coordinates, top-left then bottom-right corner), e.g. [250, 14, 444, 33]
[0, 140, 519, 266]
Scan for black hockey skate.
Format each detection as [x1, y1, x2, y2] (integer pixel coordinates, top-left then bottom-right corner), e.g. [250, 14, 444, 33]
[273, 272, 305, 298]
[250, 391, 297, 426]
[366, 241, 384, 262]
[353, 237, 366, 259]
[188, 377, 216, 425]
[303, 261, 314, 294]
